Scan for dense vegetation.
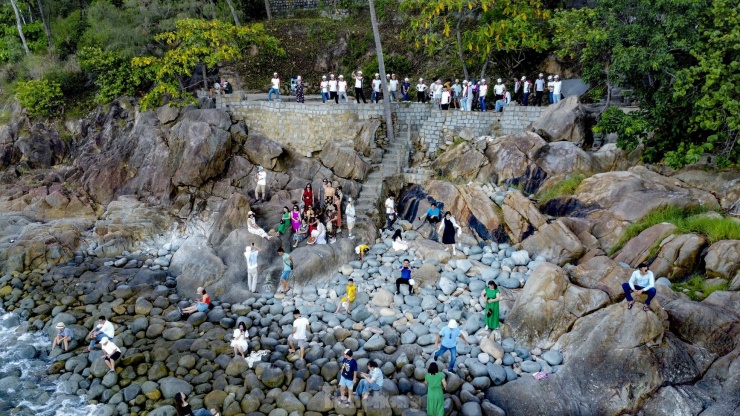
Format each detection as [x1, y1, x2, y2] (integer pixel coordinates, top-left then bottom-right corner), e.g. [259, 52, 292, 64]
[0, 0, 737, 168]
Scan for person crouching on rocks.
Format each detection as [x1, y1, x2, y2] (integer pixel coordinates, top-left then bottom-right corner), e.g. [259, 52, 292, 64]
[334, 278, 357, 315]
[100, 337, 121, 373]
[52, 322, 73, 352]
[356, 360, 384, 400]
[174, 392, 212, 416]
[179, 287, 211, 316]
[86, 316, 114, 352]
[622, 262, 656, 311]
[355, 243, 370, 262]
[396, 259, 414, 295]
[231, 321, 248, 358]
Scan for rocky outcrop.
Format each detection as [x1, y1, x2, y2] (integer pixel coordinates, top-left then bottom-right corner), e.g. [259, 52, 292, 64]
[208, 193, 252, 246]
[319, 140, 370, 181]
[501, 191, 547, 243]
[704, 240, 740, 281]
[612, 223, 677, 267]
[423, 181, 504, 241]
[530, 96, 586, 145]
[649, 233, 707, 280]
[520, 219, 586, 266]
[481, 132, 547, 192]
[569, 255, 633, 301]
[93, 197, 172, 258]
[243, 134, 285, 171]
[431, 142, 488, 180]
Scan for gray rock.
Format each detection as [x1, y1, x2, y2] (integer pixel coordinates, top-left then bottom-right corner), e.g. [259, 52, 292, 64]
[438, 277, 456, 295]
[462, 401, 483, 416]
[364, 334, 386, 351]
[542, 350, 563, 366]
[158, 377, 193, 399]
[520, 360, 542, 373]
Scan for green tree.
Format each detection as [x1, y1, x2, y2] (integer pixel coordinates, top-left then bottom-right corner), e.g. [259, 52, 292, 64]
[15, 78, 64, 116]
[79, 46, 150, 103]
[131, 18, 282, 110]
[400, 0, 550, 79]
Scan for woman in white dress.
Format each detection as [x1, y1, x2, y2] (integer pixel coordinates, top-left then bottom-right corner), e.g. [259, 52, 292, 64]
[231, 321, 248, 358]
[309, 221, 327, 245]
[247, 211, 275, 240]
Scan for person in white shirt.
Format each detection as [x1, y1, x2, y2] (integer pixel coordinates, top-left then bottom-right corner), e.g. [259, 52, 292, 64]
[345, 197, 356, 239]
[288, 310, 310, 360]
[100, 337, 121, 373]
[319, 75, 330, 104]
[512, 77, 521, 103]
[478, 79, 489, 111]
[389, 74, 399, 102]
[244, 243, 260, 292]
[493, 78, 505, 101]
[384, 193, 396, 231]
[440, 86, 451, 110]
[371, 73, 382, 103]
[356, 360, 384, 400]
[337, 75, 349, 103]
[622, 263, 656, 311]
[431, 79, 443, 107]
[451, 79, 462, 109]
[552, 75, 562, 104]
[416, 78, 428, 103]
[460, 80, 469, 111]
[534, 73, 545, 106]
[521, 76, 531, 106]
[268, 72, 280, 101]
[328, 74, 338, 103]
[352, 70, 366, 103]
[86, 316, 114, 351]
[495, 90, 511, 112]
[255, 166, 267, 202]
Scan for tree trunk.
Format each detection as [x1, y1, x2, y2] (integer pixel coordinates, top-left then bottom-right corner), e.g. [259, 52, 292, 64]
[480, 49, 493, 80]
[9, 0, 30, 55]
[368, 0, 394, 141]
[264, 0, 272, 20]
[224, 0, 241, 26]
[202, 63, 209, 91]
[36, 0, 52, 48]
[455, 17, 469, 80]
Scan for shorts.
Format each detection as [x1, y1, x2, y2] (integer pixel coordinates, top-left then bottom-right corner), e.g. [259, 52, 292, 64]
[339, 377, 354, 388]
[340, 296, 354, 304]
[105, 351, 121, 361]
[255, 184, 266, 193]
[280, 270, 291, 280]
[196, 303, 209, 312]
[288, 335, 308, 349]
[347, 217, 356, 226]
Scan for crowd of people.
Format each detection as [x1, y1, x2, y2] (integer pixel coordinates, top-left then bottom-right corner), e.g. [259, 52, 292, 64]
[265, 71, 565, 111]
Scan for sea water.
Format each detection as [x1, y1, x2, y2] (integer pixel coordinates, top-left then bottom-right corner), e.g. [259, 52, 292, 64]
[0, 312, 100, 416]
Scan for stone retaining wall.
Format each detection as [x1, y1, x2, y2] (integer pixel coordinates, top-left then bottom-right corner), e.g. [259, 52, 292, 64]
[218, 96, 543, 154]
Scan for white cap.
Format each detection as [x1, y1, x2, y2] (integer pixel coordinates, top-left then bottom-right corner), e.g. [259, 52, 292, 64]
[539, 73, 543, 77]
[375, 73, 380, 76]
[330, 74, 334, 77]
[357, 70, 362, 74]
[419, 78, 423, 82]
[455, 79, 459, 83]
[497, 78, 502, 82]
[248, 211, 254, 216]
[322, 75, 326, 79]
[404, 78, 409, 82]
[463, 80, 468, 84]
[448, 320, 458, 328]
[554, 75, 560, 79]
[547, 75, 553, 80]
[521, 76, 526, 81]
[481, 79, 486, 82]
[339, 75, 344, 78]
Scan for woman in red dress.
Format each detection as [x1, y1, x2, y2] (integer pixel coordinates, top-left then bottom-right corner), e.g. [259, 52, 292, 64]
[302, 183, 314, 213]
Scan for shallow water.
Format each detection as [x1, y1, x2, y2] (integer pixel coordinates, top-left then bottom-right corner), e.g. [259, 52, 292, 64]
[0, 312, 99, 416]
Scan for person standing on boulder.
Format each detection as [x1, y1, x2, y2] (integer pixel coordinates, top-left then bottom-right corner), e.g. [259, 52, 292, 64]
[255, 166, 267, 203]
[337, 349, 358, 405]
[244, 243, 260, 293]
[288, 310, 310, 360]
[277, 247, 293, 294]
[438, 211, 462, 255]
[86, 316, 115, 352]
[301, 183, 314, 214]
[622, 263, 656, 311]
[434, 319, 468, 373]
[482, 280, 501, 331]
[425, 361, 446, 416]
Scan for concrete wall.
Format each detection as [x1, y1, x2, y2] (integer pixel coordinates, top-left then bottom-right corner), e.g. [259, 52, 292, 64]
[217, 96, 543, 154]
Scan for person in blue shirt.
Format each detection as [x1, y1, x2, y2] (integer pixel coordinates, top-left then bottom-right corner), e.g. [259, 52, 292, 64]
[401, 78, 411, 102]
[396, 259, 414, 295]
[434, 319, 469, 372]
[338, 349, 358, 405]
[622, 263, 656, 311]
[417, 202, 441, 240]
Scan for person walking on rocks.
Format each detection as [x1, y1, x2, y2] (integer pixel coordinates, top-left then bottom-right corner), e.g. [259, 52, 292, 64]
[277, 206, 291, 235]
[338, 75, 349, 103]
[180, 287, 211, 315]
[244, 243, 260, 293]
[277, 247, 293, 294]
[384, 193, 397, 231]
[434, 319, 468, 373]
[100, 337, 121, 373]
[268, 72, 280, 101]
[295, 76, 305, 103]
[86, 316, 114, 352]
[438, 211, 462, 255]
[346, 197, 356, 239]
[396, 259, 414, 295]
[352, 71, 366, 103]
[356, 360, 384, 400]
[338, 349, 358, 405]
[425, 361, 446, 416]
[335, 278, 357, 315]
[301, 183, 314, 214]
[231, 321, 248, 358]
[288, 310, 310, 360]
[482, 280, 501, 330]
[622, 263, 656, 311]
[247, 211, 276, 240]
[52, 322, 73, 352]
[255, 166, 267, 203]
[175, 392, 211, 416]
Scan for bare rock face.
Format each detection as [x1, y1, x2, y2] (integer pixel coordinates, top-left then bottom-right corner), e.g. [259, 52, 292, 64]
[505, 262, 609, 349]
[14, 123, 66, 168]
[243, 134, 285, 171]
[208, 193, 252, 246]
[649, 233, 707, 281]
[520, 219, 586, 266]
[530, 96, 586, 145]
[501, 190, 547, 243]
[482, 132, 547, 189]
[424, 180, 504, 241]
[569, 256, 633, 302]
[169, 109, 233, 187]
[612, 223, 678, 267]
[431, 142, 489, 180]
[319, 140, 370, 181]
[704, 240, 740, 281]
[93, 196, 172, 258]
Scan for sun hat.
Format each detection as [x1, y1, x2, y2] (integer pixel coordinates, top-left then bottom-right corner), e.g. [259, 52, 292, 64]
[547, 75, 553, 80]
[322, 75, 326, 79]
[419, 78, 423, 82]
[538, 73, 543, 76]
[56, 322, 65, 329]
[248, 211, 254, 216]
[448, 320, 458, 329]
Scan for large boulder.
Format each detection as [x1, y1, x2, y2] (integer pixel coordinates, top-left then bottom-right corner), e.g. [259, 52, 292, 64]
[530, 96, 586, 145]
[169, 109, 233, 187]
[208, 193, 252, 246]
[93, 197, 172, 258]
[319, 140, 370, 181]
[501, 191, 547, 244]
[704, 240, 740, 281]
[431, 142, 489, 180]
[423, 181, 504, 241]
[171, 236, 227, 298]
[505, 263, 609, 349]
[242, 134, 285, 171]
[481, 132, 547, 192]
[649, 233, 707, 281]
[569, 256, 632, 302]
[520, 219, 586, 266]
[612, 223, 677, 267]
[14, 123, 66, 168]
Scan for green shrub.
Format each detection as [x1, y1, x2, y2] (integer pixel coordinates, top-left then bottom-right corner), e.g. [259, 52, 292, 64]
[14, 79, 64, 117]
[671, 275, 728, 301]
[534, 174, 586, 205]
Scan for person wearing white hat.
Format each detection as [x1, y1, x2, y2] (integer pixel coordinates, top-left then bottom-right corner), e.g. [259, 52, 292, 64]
[247, 210, 275, 240]
[255, 166, 267, 202]
[52, 322, 73, 352]
[434, 319, 469, 372]
[552, 74, 562, 104]
[328, 74, 338, 103]
[547, 75, 554, 104]
[351, 70, 366, 103]
[337, 75, 349, 103]
[268, 72, 280, 101]
[534, 73, 545, 106]
[320, 75, 330, 104]
[521, 75, 531, 106]
[401, 77, 411, 102]
[478, 79, 489, 111]
[371, 73, 382, 103]
[431, 79, 443, 108]
[389, 74, 399, 102]
[416, 78, 428, 103]
[100, 337, 121, 372]
[345, 197, 356, 238]
[493, 78, 505, 102]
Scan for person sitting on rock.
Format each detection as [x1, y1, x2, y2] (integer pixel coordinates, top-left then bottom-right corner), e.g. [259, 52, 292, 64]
[174, 392, 211, 416]
[277, 247, 293, 294]
[180, 287, 211, 316]
[338, 349, 358, 405]
[355, 243, 370, 262]
[309, 220, 327, 245]
[100, 337, 121, 373]
[231, 321, 248, 358]
[334, 278, 357, 315]
[396, 259, 414, 295]
[356, 360, 384, 400]
[292, 219, 309, 248]
[391, 229, 408, 251]
[52, 322, 73, 352]
[622, 263, 656, 311]
[247, 211, 276, 240]
[86, 316, 114, 352]
[434, 319, 468, 373]
[288, 310, 310, 360]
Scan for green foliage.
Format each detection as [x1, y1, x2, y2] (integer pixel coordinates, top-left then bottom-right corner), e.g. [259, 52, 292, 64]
[534, 174, 585, 205]
[14, 79, 64, 117]
[593, 107, 649, 153]
[52, 10, 87, 59]
[79, 46, 147, 103]
[671, 275, 728, 302]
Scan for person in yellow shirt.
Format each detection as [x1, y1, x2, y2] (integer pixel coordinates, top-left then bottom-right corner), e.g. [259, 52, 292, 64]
[355, 244, 370, 262]
[334, 278, 357, 315]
